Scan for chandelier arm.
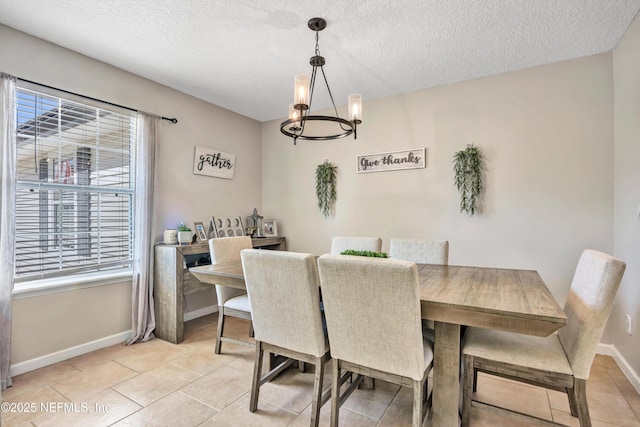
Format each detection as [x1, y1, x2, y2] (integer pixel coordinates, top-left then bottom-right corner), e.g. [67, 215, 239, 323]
[319, 66, 351, 132]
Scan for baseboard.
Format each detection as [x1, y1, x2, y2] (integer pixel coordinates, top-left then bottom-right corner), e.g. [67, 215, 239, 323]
[597, 343, 640, 394]
[10, 330, 132, 377]
[10, 306, 219, 377]
[184, 304, 218, 322]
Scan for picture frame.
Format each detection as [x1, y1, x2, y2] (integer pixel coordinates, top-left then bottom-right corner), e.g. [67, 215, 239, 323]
[209, 216, 245, 239]
[263, 219, 278, 237]
[193, 222, 208, 242]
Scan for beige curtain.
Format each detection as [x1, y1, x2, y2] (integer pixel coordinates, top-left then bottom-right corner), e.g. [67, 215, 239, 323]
[127, 112, 160, 344]
[0, 72, 16, 389]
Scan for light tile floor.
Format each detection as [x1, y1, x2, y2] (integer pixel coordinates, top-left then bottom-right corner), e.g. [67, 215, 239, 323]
[2, 314, 640, 426]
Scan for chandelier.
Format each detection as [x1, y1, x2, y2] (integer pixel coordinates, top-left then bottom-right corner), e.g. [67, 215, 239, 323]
[280, 18, 362, 145]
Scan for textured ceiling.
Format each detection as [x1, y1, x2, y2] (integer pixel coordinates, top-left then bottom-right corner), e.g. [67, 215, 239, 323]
[1, 0, 639, 122]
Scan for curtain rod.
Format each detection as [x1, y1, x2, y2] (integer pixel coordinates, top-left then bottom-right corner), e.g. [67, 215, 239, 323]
[17, 77, 178, 124]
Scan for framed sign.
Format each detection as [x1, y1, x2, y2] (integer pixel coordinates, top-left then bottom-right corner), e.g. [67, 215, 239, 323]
[193, 146, 235, 179]
[356, 148, 426, 174]
[209, 216, 245, 239]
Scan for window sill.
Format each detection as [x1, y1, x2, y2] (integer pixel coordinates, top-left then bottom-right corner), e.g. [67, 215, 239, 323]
[12, 269, 133, 299]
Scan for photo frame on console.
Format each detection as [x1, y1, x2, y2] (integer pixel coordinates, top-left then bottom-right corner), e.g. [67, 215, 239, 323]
[263, 219, 278, 237]
[194, 222, 208, 242]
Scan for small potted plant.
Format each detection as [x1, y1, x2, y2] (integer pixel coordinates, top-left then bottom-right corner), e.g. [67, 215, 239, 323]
[176, 222, 193, 245]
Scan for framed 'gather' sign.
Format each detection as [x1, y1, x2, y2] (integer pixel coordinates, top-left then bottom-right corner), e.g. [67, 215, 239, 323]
[193, 146, 235, 179]
[356, 148, 426, 173]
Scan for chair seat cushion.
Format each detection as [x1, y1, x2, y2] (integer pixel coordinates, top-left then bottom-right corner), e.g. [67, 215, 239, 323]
[223, 293, 251, 312]
[462, 327, 573, 376]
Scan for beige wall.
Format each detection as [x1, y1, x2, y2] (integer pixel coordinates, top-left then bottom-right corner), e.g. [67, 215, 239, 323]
[262, 53, 614, 309]
[612, 12, 640, 378]
[0, 24, 262, 364]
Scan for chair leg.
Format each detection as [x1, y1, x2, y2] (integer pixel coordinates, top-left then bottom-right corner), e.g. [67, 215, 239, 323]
[461, 354, 474, 427]
[215, 308, 225, 354]
[249, 320, 254, 338]
[310, 357, 325, 427]
[567, 386, 579, 417]
[472, 368, 478, 392]
[330, 358, 340, 427]
[249, 341, 264, 412]
[572, 378, 592, 427]
[412, 379, 425, 427]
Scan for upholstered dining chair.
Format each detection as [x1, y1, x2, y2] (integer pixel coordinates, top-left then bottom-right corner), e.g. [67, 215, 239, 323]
[209, 236, 253, 354]
[330, 236, 382, 254]
[241, 249, 331, 427]
[317, 254, 433, 427]
[390, 238, 449, 335]
[389, 238, 449, 265]
[461, 249, 626, 427]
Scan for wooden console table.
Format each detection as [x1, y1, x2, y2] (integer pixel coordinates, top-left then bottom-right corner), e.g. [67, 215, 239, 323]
[154, 236, 286, 343]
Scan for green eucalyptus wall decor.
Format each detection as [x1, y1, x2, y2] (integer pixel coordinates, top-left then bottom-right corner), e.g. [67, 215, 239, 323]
[453, 144, 484, 216]
[315, 160, 338, 217]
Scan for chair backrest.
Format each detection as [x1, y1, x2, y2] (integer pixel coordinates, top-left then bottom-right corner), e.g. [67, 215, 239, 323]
[317, 254, 426, 380]
[241, 249, 328, 357]
[330, 236, 382, 255]
[389, 238, 449, 265]
[209, 236, 253, 304]
[558, 249, 625, 379]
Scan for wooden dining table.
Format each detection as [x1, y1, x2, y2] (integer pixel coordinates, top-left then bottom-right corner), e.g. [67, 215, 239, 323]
[190, 261, 568, 427]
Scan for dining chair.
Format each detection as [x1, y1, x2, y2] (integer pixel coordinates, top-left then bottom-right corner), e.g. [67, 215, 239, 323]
[317, 254, 433, 427]
[241, 249, 331, 427]
[209, 236, 254, 354]
[330, 236, 382, 254]
[389, 238, 449, 265]
[461, 249, 626, 427]
[389, 238, 449, 335]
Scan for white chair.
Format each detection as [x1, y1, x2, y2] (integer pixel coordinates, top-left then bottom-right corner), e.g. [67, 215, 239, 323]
[317, 254, 433, 427]
[461, 249, 626, 427]
[241, 249, 330, 427]
[389, 238, 449, 265]
[330, 236, 382, 254]
[209, 236, 253, 354]
[390, 238, 449, 334]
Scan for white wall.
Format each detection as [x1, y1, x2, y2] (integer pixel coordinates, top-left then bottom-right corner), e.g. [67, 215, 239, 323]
[262, 53, 614, 310]
[0, 24, 262, 364]
[612, 11, 640, 381]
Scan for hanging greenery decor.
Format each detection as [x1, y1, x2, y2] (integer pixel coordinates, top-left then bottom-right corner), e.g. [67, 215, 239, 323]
[453, 144, 484, 216]
[315, 160, 338, 217]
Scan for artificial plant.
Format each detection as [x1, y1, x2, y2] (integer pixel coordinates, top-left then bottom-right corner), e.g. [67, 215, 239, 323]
[453, 144, 484, 216]
[315, 160, 338, 217]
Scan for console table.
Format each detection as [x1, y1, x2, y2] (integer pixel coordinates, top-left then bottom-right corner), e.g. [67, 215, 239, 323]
[154, 236, 286, 343]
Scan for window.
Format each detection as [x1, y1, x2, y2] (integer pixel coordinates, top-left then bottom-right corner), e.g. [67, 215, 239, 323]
[14, 85, 136, 287]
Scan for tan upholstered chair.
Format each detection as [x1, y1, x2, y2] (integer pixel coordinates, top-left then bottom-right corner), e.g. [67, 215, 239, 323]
[317, 254, 433, 427]
[241, 249, 330, 427]
[209, 236, 253, 354]
[390, 238, 449, 334]
[461, 249, 626, 427]
[389, 238, 449, 265]
[330, 236, 382, 254]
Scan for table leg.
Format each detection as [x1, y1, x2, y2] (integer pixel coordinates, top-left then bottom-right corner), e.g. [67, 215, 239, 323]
[433, 321, 461, 427]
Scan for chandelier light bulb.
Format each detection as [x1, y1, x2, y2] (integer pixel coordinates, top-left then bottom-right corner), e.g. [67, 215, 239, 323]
[294, 75, 310, 108]
[348, 94, 362, 123]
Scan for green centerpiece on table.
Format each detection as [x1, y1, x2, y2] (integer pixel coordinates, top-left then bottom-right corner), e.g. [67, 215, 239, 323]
[340, 249, 388, 258]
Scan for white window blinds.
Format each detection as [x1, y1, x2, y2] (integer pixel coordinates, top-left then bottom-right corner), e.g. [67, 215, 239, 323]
[14, 86, 136, 282]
